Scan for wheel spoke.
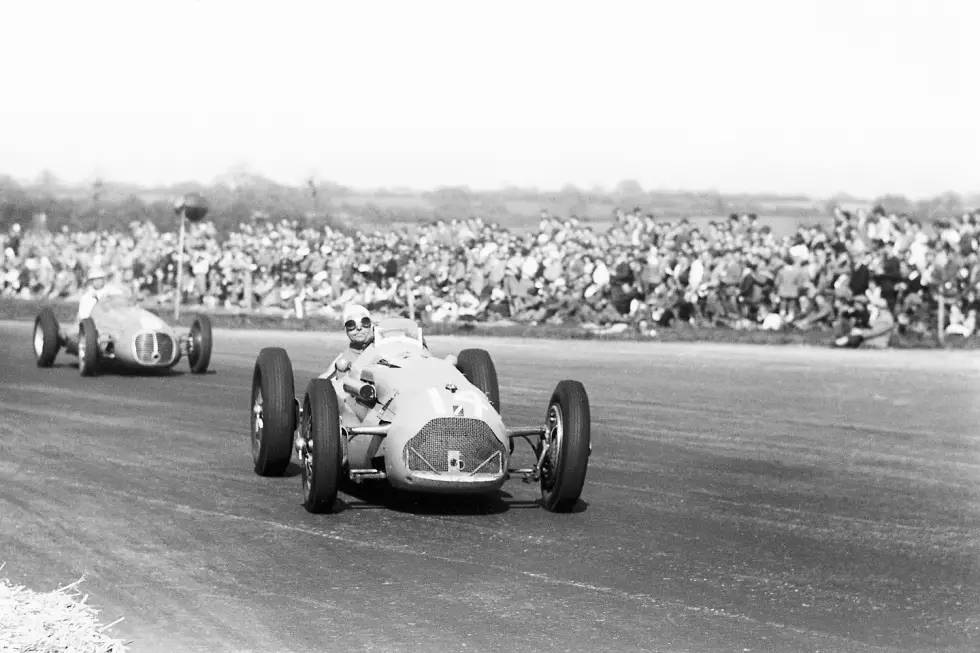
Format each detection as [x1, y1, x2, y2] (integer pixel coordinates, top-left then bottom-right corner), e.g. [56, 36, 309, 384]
[302, 409, 314, 498]
[541, 404, 563, 491]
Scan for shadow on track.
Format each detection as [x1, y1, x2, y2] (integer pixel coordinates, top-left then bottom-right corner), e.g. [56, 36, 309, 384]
[280, 461, 303, 478]
[108, 366, 186, 378]
[256, 465, 591, 516]
[48, 360, 221, 378]
[332, 478, 588, 516]
[36, 361, 187, 378]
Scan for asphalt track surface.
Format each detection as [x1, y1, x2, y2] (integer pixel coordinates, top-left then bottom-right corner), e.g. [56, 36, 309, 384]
[1, 320, 979, 653]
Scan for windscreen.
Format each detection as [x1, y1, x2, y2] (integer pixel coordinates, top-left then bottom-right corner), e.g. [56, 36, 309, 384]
[373, 317, 423, 351]
[95, 292, 132, 309]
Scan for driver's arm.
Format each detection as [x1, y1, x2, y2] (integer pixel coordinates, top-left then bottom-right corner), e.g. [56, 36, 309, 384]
[77, 292, 97, 321]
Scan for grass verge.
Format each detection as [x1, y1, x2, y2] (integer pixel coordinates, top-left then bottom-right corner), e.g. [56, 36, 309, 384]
[2, 298, 976, 349]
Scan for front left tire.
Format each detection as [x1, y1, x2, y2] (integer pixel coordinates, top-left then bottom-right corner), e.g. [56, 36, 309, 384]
[33, 308, 61, 367]
[456, 348, 501, 413]
[78, 318, 100, 377]
[540, 380, 591, 513]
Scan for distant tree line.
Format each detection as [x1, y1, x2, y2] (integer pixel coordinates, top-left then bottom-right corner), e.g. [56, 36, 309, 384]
[1, 171, 975, 235]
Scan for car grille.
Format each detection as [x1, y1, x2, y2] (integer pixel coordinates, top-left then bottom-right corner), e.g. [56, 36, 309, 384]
[405, 417, 505, 474]
[134, 332, 175, 365]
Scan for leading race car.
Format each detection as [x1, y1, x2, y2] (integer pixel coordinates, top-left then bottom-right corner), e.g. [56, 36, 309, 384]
[32, 296, 214, 376]
[249, 317, 591, 513]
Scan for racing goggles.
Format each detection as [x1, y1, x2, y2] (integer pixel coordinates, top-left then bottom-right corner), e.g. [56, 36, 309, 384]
[345, 317, 372, 331]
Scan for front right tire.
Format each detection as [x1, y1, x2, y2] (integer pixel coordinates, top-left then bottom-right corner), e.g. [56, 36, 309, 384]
[188, 315, 213, 374]
[302, 378, 344, 514]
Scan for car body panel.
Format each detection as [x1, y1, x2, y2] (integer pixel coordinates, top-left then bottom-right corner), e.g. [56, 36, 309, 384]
[82, 297, 182, 368]
[321, 317, 510, 494]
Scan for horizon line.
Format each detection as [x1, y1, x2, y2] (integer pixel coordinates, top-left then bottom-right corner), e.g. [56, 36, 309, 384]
[4, 170, 979, 205]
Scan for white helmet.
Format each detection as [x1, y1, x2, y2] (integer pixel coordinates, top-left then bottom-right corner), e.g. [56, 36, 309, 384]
[87, 266, 107, 282]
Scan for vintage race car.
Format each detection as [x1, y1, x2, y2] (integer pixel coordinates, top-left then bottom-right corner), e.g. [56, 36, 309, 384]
[249, 317, 591, 513]
[32, 296, 214, 376]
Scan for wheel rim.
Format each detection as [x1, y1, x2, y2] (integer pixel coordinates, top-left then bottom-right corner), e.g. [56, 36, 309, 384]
[541, 403, 564, 492]
[301, 403, 314, 501]
[188, 323, 200, 365]
[251, 381, 263, 462]
[78, 331, 87, 368]
[33, 324, 44, 357]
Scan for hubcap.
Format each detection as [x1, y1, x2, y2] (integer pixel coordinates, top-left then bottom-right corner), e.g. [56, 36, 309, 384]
[33, 325, 44, 357]
[541, 403, 564, 491]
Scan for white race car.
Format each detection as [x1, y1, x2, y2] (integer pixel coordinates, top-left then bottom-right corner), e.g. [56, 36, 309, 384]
[249, 317, 592, 513]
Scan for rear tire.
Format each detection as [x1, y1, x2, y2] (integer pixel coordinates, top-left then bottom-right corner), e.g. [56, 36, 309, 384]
[540, 380, 591, 513]
[78, 318, 100, 377]
[188, 315, 213, 374]
[302, 379, 344, 514]
[251, 347, 295, 476]
[34, 308, 61, 367]
[456, 348, 501, 413]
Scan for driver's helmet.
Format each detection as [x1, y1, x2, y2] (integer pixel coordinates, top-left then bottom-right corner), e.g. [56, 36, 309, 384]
[87, 266, 107, 283]
[343, 304, 372, 330]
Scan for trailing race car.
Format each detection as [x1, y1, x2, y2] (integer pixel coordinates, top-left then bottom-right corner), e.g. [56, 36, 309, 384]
[249, 317, 591, 513]
[32, 296, 214, 376]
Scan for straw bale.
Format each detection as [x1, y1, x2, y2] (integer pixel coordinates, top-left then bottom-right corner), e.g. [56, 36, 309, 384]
[0, 567, 127, 653]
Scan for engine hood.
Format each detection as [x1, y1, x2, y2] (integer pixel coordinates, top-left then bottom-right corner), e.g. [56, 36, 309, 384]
[91, 304, 174, 338]
[362, 357, 503, 435]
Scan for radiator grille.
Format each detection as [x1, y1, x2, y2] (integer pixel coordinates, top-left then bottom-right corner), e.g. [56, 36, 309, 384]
[405, 418, 505, 474]
[134, 332, 175, 365]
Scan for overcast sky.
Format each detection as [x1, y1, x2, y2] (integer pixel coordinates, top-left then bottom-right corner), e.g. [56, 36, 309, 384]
[1, 0, 977, 198]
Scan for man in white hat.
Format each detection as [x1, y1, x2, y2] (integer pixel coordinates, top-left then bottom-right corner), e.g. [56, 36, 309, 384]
[323, 303, 376, 379]
[74, 264, 127, 326]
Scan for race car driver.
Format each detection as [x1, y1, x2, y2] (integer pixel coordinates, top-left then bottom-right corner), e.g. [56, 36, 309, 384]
[323, 304, 376, 380]
[342, 304, 375, 360]
[65, 265, 129, 345]
[75, 265, 127, 324]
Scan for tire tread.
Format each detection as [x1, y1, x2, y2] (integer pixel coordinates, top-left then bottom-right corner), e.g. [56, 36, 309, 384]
[252, 347, 295, 476]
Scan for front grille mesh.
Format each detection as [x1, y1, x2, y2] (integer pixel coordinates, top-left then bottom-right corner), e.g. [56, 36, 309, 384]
[405, 418, 505, 474]
[134, 332, 175, 364]
[157, 334, 174, 362]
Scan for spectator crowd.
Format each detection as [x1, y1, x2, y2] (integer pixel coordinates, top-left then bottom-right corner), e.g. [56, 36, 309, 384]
[2, 205, 979, 343]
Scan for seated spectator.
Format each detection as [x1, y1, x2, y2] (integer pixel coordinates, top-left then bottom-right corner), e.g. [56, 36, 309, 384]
[2, 202, 978, 349]
[793, 293, 834, 331]
[834, 295, 895, 349]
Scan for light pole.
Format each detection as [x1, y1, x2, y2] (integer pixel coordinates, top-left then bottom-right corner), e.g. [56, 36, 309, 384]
[173, 192, 209, 321]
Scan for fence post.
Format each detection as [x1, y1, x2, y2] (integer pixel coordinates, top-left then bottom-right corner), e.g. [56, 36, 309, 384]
[406, 279, 415, 321]
[174, 213, 186, 321]
[244, 269, 253, 312]
[937, 294, 945, 347]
